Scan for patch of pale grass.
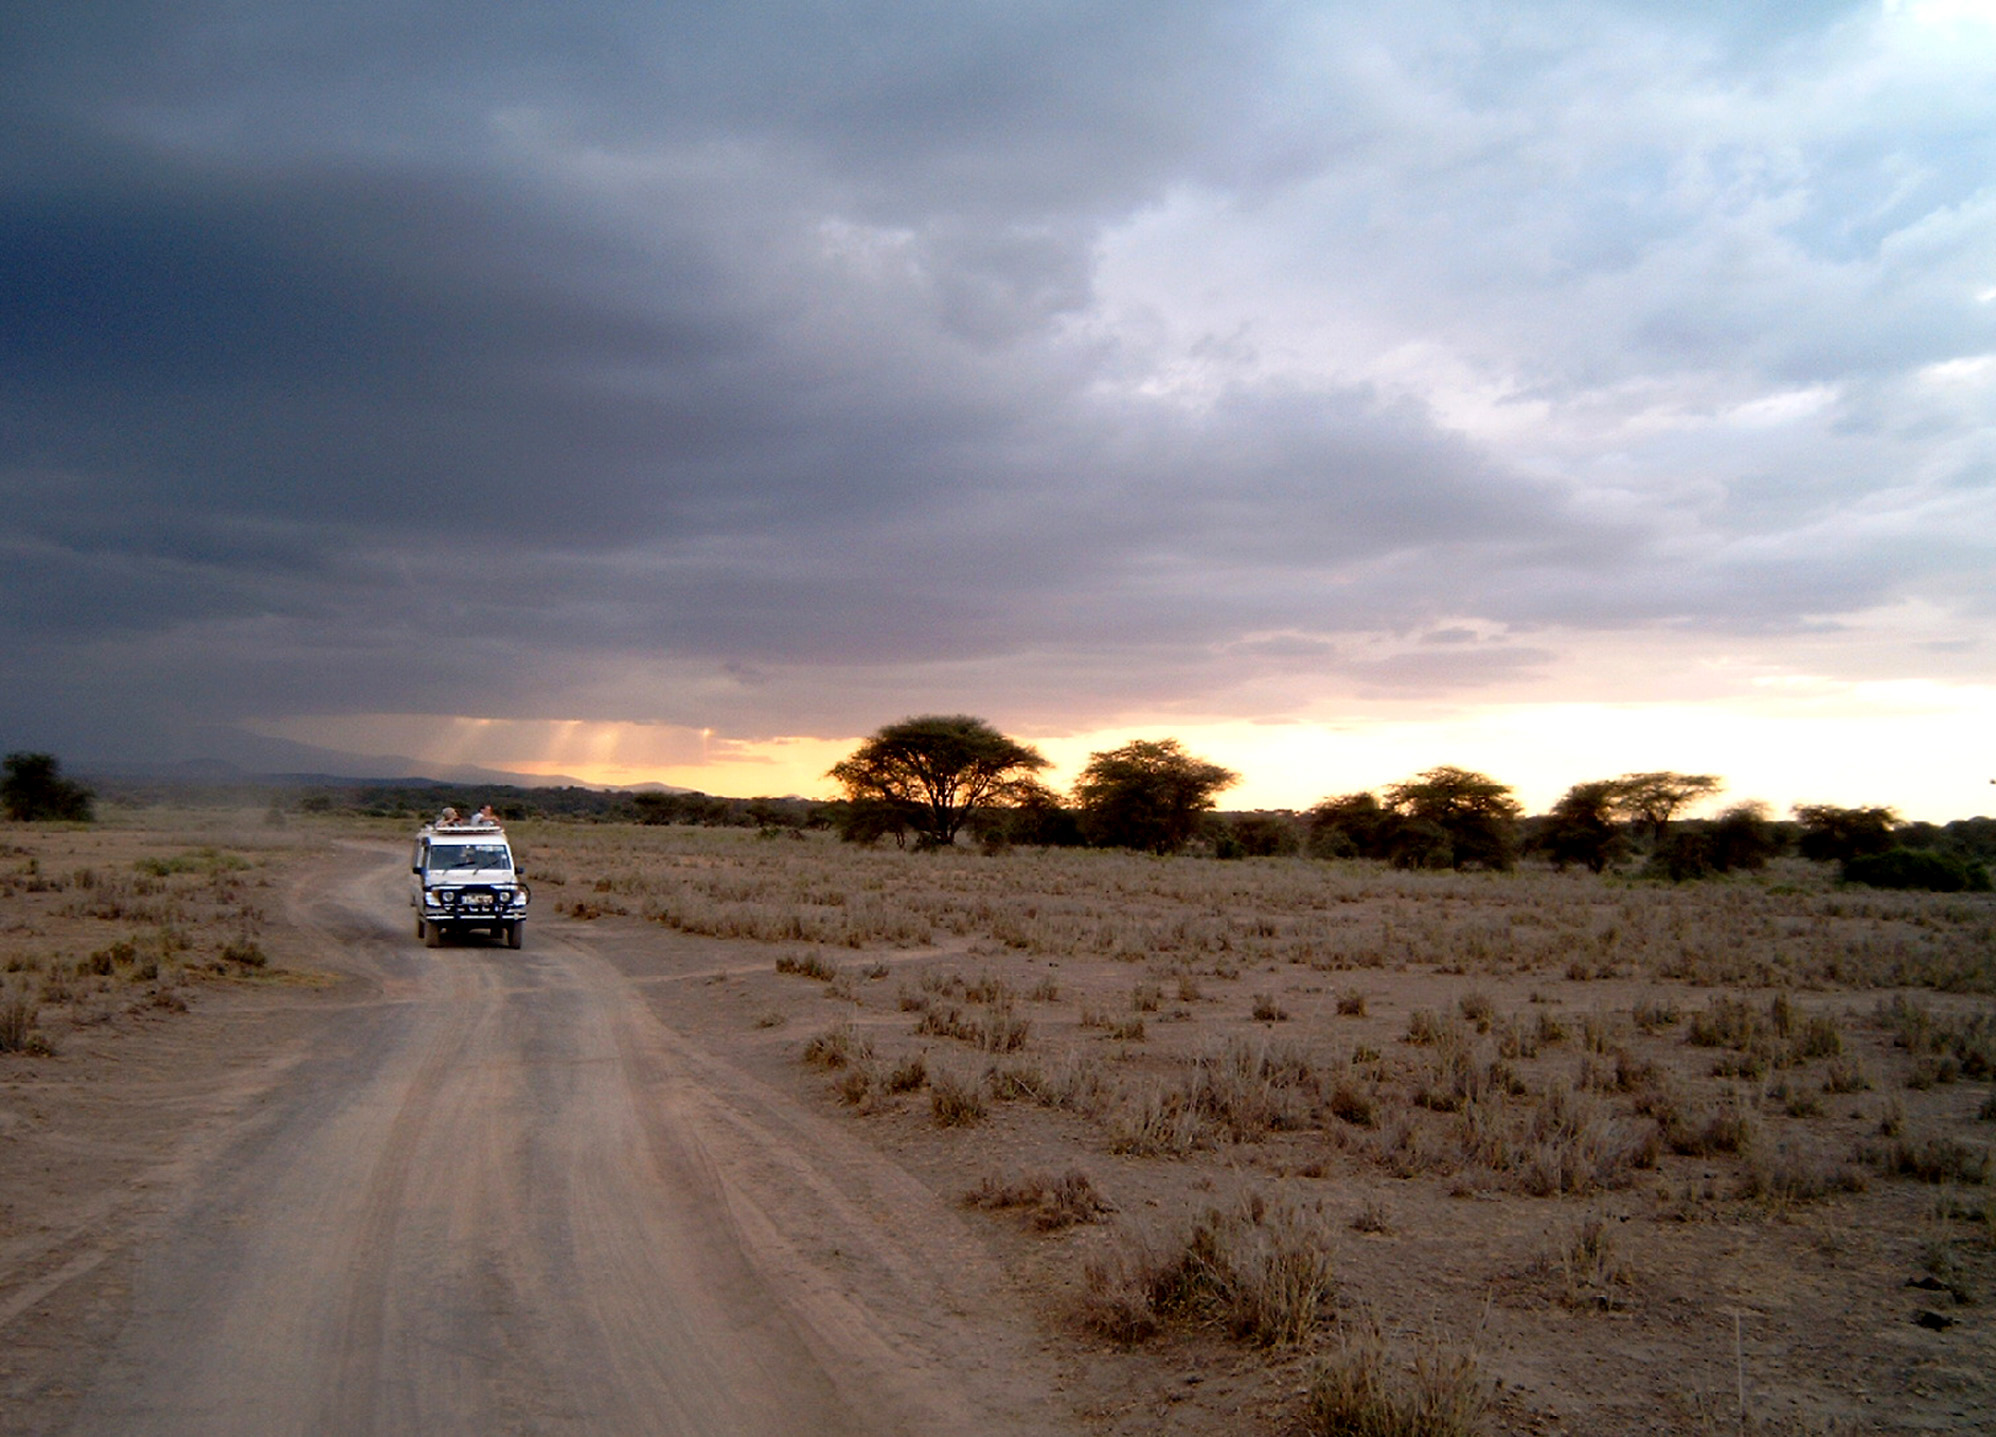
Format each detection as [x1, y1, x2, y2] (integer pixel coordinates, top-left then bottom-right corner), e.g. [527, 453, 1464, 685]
[963, 1167, 1108, 1231]
[1305, 1316, 1489, 1437]
[1081, 1192, 1336, 1347]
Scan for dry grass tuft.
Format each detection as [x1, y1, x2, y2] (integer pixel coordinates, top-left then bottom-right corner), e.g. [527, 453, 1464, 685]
[1305, 1316, 1490, 1437]
[775, 950, 840, 980]
[964, 1167, 1109, 1230]
[0, 989, 49, 1054]
[1864, 1133, 1991, 1185]
[801, 1019, 872, 1069]
[1081, 1192, 1336, 1347]
[1531, 1213, 1630, 1308]
[930, 1066, 988, 1126]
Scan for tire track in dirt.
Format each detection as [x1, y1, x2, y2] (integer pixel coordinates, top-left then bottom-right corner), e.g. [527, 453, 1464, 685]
[62, 843, 1066, 1436]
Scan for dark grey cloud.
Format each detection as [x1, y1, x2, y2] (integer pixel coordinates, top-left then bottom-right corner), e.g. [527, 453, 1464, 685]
[2, 1, 1990, 765]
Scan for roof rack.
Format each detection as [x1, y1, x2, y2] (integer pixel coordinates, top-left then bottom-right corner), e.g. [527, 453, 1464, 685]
[427, 817, 504, 833]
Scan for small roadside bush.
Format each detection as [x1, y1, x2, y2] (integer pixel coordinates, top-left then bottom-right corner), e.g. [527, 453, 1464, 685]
[219, 938, 268, 968]
[1305, 1318, 1489, 1437]
[1, 991, 43, 1052]
[802, 1020, 871, 1069]
[930, 1067, 987, 1126]
[1081, 1193, 1336, 1347]
[964, 1167, 1107, 1231]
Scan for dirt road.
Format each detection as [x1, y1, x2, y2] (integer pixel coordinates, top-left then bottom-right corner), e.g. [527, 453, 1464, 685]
[50, 845, 1068, 1436]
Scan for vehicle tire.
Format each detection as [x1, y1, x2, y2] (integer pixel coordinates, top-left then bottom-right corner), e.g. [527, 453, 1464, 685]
[505, 922, 523, 950]
[422, 920, 442, 949]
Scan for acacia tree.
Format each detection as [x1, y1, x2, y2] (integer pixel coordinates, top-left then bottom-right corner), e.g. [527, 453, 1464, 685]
[1381, 765, 1520, 870]
[2, 752, 94, 823]
[1073, 739, 1238, 854]
[1793, 803, 1897, 864]
[1609, 772, 1723, 843]
[827, 715, 1048, 850]
[1306, 792, 1392, 860]
[1538, 779, 1627, 873]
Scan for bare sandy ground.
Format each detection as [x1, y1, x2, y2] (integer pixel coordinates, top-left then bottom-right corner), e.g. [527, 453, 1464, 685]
[2, 837, 1070, 1435]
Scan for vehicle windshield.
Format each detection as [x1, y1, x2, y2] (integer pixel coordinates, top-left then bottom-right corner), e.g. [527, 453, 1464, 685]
[427, 844, 512, 871]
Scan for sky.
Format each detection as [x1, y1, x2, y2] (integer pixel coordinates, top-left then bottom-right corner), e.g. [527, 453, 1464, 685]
[3, 1, 1993, 818]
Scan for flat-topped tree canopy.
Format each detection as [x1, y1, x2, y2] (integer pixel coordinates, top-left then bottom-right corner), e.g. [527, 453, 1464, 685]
[829, 715, 1049, 850]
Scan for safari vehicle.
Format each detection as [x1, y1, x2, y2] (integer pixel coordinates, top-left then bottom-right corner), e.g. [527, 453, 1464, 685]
[410, 815, 530, 948]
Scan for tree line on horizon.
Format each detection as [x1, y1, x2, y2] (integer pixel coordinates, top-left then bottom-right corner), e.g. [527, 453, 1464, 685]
[8, 734, 1992, 893]
[815, 716, 1995, 892]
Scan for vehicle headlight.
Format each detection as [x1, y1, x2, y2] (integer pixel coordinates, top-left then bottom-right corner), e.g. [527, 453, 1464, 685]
[437, 889, 457, 906]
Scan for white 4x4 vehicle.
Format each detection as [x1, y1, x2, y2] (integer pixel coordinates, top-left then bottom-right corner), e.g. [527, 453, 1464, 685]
[411, 817, 530, 948]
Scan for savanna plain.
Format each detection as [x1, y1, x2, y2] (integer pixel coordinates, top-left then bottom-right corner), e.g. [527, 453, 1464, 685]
[3, 810, 1994, 1435]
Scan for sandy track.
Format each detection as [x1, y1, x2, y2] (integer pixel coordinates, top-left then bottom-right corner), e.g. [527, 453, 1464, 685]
[60, 847, 1066, 1437]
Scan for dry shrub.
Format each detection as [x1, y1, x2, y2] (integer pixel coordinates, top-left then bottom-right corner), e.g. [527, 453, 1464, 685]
[1493, 1016, 1540, 1060]
[884, 1050, 928, 1092]
[1518, 1084, 1661, 1195]
[1108, 1038, 1321, 1152]
[1077, 1241, 1163, 1342]
[1736, 1145, 1867, 1206]
[0, 990, 44, 1053]
[930, 1067, 988, 1126]
[917, 1000, 1031, 1052]
[976, 1004, 1032, 1052]
[1336, 988, 1368, 1016]
[1081, 1193, 1336, 1347]
[1305, 1317, 1489, 1437]
[1330, 1078, 1378, 1128]
[1251, 992, 1290, 1022]
[1110, 1084, 1204, 1156]
[1191, 1037, 1317, 1140]
[1791, 1013, 1844, 1061]
[1864, 1134, 1991, 1185]
[775, 950, 839, 980]
[963, 971, 1012, 1003]
[833, 1066, 874, 1106]
[1531, 1214, 1630, 1308]
[1875, 997, 1996, 1078]
[802, 1019, 871, 1069]
[964, 1167, 1108, 1231]
[1630, 993, 1680, 1033]
[1688, 995, 1760, 1049]
[1405, 1009, 1451, 1045]
[1662, 1097, 1755, 1157]
[1350, 1200, 1392, 1234]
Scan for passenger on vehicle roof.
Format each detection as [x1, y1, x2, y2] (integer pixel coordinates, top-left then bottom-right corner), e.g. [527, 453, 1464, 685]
[477, 805, 498, 823]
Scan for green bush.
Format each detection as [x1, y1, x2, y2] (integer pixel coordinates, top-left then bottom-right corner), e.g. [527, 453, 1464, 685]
[1842, 848, 1991, 893]
[2, 752, 94, 823]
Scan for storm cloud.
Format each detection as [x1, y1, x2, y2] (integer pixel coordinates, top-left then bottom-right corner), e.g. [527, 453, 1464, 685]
[2, 1, 1990, 771]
